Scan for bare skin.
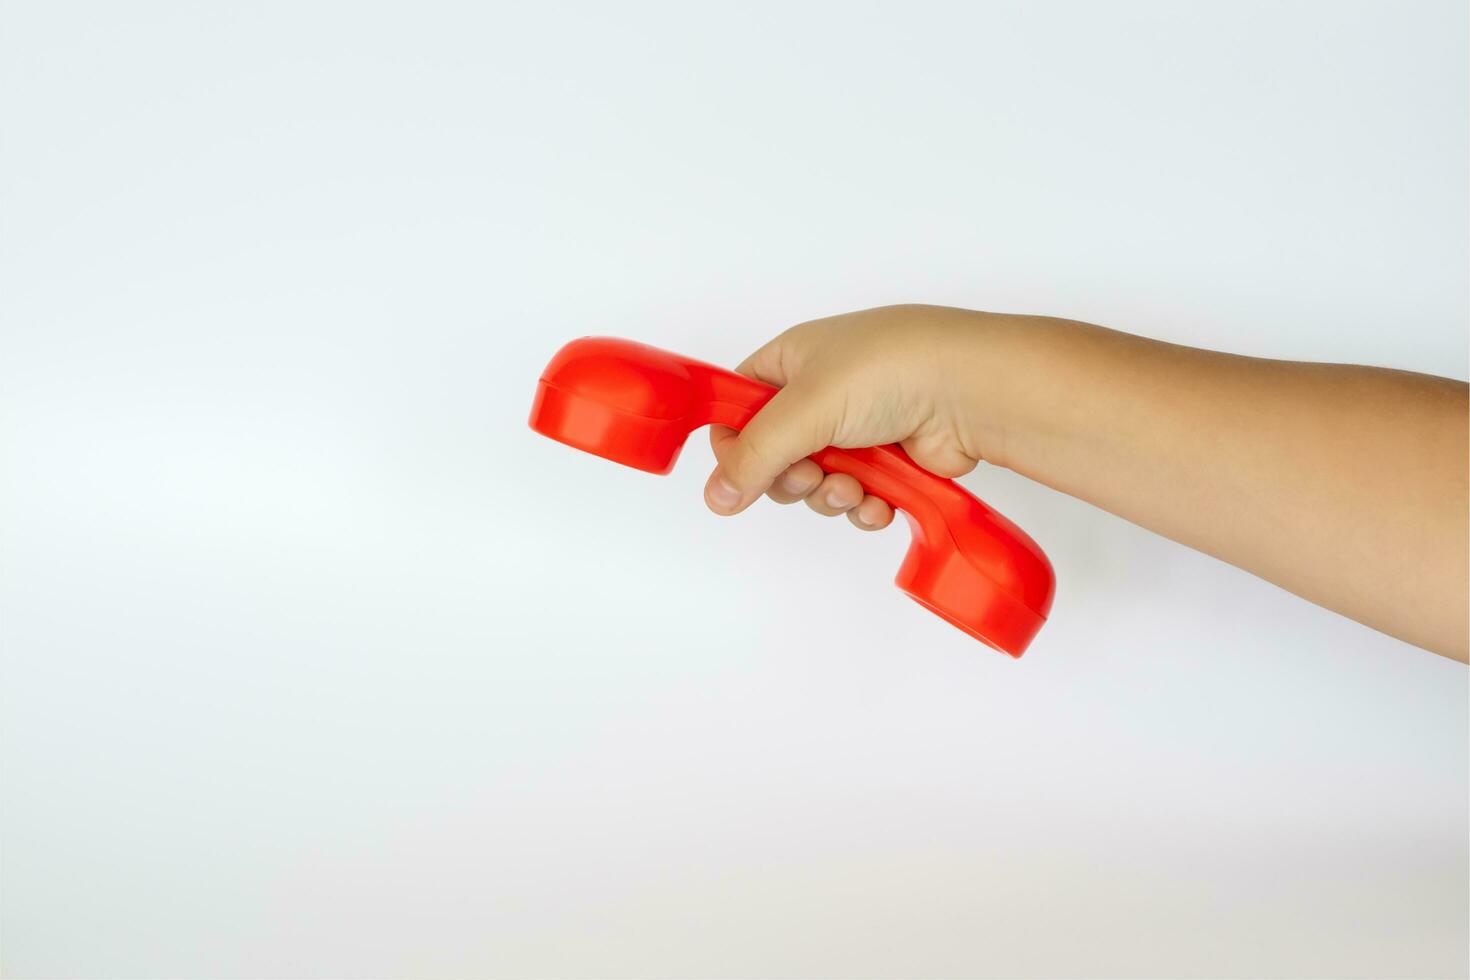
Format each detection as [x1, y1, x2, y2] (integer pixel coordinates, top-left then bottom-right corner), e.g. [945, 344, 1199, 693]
[704, 305, 1469, 662]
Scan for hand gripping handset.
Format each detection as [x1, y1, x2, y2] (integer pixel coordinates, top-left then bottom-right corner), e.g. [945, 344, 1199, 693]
[529, 337, 1056, 656]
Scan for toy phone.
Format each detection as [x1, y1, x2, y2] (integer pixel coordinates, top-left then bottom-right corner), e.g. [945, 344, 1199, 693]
[529, 337, 1055, 656]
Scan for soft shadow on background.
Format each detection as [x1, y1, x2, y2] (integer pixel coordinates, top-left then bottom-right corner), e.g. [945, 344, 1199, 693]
[2, 1, 1466, 977]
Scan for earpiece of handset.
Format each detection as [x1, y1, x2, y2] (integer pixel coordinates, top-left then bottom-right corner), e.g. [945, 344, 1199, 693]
[529, 337, 1055, 656]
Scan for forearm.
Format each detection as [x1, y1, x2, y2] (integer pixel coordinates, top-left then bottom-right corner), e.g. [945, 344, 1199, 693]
[967, 315, 1469, 660]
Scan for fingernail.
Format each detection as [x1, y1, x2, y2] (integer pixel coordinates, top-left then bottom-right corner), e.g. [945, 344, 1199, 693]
[855, 511, 874, 527]
[826, 489, 845, 508]
[780, 470, 813, 494]
[708, 477, 741, 510]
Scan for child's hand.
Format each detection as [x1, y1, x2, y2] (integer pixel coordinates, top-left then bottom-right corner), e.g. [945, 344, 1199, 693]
[702, 303, 1468, 660]
[704, 305, 1007, 529]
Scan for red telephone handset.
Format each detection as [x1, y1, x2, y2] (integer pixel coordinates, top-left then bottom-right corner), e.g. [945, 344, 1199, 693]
[529, 337, 1055, 656]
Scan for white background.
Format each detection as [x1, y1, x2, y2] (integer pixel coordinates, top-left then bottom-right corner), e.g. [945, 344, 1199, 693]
[2, 2, 1466, 977]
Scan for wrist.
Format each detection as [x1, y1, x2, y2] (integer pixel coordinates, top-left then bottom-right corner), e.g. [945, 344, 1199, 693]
[933, 309, 1064, 473]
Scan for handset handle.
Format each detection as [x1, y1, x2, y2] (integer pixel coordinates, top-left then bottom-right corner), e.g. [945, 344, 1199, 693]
[529, 337, 1055, 656]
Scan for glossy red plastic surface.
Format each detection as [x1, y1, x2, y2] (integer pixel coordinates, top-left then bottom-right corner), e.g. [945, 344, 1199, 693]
[529, 337, 1056, 656]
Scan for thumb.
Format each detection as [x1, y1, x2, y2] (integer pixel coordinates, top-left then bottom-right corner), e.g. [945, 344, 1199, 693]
[705, 379, 840, 515]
